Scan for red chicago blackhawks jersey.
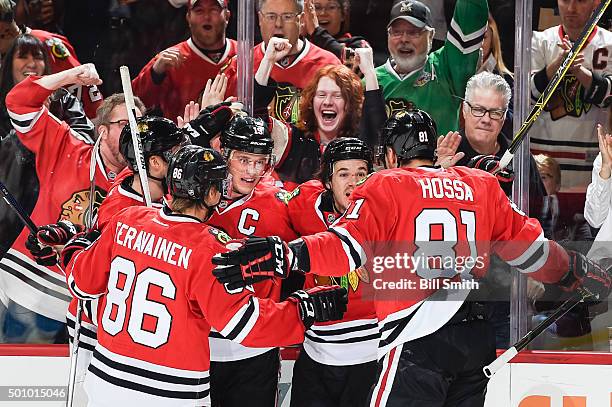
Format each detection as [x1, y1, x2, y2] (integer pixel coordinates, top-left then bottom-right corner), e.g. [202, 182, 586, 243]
[64, 206, 305, 406]
[30, 29, 103, 119]
[67, 175, 164, 378]
[288, 180, 378, 365]
[225, 39, 340, 124]
[207, 181, 299, 361]
[300, 166, 571, 357]
[0, 77, 114, 322]
[132, 38, 237, 122]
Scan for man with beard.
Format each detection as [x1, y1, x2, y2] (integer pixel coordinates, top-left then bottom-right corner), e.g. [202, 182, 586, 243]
[376, 0, 488, 135]
[132, 0, 236, 122]
[530, 0, 612, 192]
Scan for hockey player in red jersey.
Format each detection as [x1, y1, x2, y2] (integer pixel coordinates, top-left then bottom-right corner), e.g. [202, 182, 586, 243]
[287, 137, 379, 407]
[213, 109, 612, 407]
[132, 0, 237, 122]
[60, 144, 347, 406]
[205, 114, 300, 407]
[0, 64, 142, 331]
[28, 116, 190, 400]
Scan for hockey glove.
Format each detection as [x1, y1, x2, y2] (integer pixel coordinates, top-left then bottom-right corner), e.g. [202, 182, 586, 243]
[37, 220, 83, 246]
[467, 154, 515, 183]
[212, 236, 294, 290]
[60, 230, 101, 269]
[288, 286, 348, 329]
[186, 102, 233, 147]
[559, 251, 612, 300]
[25, 233, 59, 266]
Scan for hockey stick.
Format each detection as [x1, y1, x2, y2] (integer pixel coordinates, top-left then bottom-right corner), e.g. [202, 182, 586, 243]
[65, 137, 101, 407]
[498, 0, 611, 170]
[119, 66, 152, 207]
[0, 180, 38, 234]
[483, 290, 587, 378]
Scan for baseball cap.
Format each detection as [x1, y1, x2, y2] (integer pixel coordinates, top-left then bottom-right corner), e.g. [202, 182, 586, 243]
[189, 0, 228, 9]
[388, 0, 432, 29]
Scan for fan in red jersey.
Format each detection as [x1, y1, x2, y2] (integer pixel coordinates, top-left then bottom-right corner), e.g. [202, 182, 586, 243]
[132, 0, 237, 122]
[213, 108, 612, 407]
[205, 114, 301, 407]
[60, 144, 347, 406]
[0, 64, 144, 343]
[0, 0, 102, 118]
[287, 137, 379, 407]
[224, 0, 341, 126]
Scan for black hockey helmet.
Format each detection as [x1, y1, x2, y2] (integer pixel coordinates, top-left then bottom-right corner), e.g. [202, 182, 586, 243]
[320, 137, 373, 184]
[119, 116, 189, 172]
[220, 115, 274, 156]
[166, 145, 228, 202]
[381, 109, 437, 164]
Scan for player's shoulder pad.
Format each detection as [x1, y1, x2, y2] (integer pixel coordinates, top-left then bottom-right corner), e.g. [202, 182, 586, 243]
[356, 172, 375, 186]
[286, 180, 325, 207]
[208, 226, 232, 245]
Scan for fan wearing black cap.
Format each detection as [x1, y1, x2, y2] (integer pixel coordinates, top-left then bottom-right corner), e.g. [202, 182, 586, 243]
[376, 0, 488, 136]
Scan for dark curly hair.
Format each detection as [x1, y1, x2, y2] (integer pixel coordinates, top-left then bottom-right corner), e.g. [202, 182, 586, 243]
[298, 64, 363, 139]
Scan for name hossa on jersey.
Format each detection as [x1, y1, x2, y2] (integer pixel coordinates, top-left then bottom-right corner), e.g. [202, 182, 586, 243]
[287, 180, 378, 366]
[299, 166, 570, 356]
[64, 206, 306, 405]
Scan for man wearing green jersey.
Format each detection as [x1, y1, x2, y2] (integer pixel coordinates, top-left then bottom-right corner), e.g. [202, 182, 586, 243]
[376, 0, 488, 135]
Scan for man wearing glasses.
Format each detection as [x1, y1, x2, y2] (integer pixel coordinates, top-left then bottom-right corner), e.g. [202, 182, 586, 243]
[455, 71, 546, 212]
[376, 0, 488, 135]
[132, 0, 236, 122]
[227, 0, 340, 125]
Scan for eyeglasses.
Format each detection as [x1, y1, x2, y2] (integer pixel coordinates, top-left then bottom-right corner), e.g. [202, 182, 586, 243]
[387, 27, 427, 39]
[314, 3, 341, 13]
[260, 12, 301, 23]
[230, 156, 269, 172]
[108, 119, 129, 127]
[463, 100, 506, 120]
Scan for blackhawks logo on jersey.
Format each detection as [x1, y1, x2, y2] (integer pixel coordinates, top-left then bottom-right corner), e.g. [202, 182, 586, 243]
[45, 38, 70, 60]
[385, 99, 416, 118]
[283, 187, 301, 203]
[546, 76, 592, 120]
[314, 266, 370, 292]
[275, 190, 292, 205]
[272, 83, 301, 124]
[356, 172, 374, 186]
[59, 187, 106, 227]
[209, 227, 232, 244]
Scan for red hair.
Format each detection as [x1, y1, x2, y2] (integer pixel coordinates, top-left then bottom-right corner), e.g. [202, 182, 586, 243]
[298, 64, 364, 138]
